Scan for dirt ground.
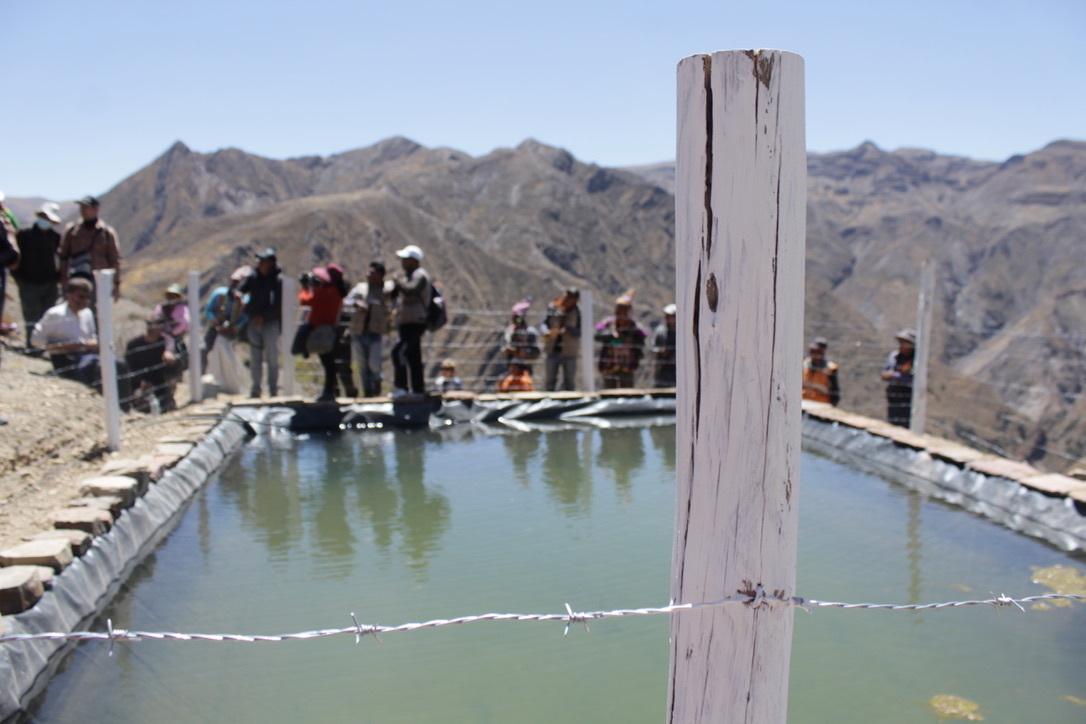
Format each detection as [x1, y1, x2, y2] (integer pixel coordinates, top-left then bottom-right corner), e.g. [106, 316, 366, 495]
[0, 343, 217, 551]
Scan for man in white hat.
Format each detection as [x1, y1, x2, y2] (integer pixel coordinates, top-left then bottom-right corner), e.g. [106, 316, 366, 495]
[390, 244, 432, 396]
[881, 328, 916, 427]
[14, 203, 63, 346]
[651, 303, 677, 388]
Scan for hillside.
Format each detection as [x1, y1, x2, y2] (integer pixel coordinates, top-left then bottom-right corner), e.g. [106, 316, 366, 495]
[8, 137, 1085, 470]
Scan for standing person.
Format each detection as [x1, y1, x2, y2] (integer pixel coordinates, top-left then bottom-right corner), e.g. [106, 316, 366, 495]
[203, 266, 249, 393]
[390, 244, 431, 398]
[13, 203, 62, 346]
[433, 358, 463, 393]
[124, 314, 181, 412]
[326, 263, 358, 398]
[298, 266, 346, 402]
[881, 329, 915, 427]
[541, 288, 581, 392]
[240, 248, 283, 398]
[59, 196, 120, 300]
[498, 299, 541, 392]
[345, 261, 394, 397]
[802, 337, 841, 406]
[0, 193, 20, 353]
[651, 303, 677, 388]
[595, 291, 648, 389]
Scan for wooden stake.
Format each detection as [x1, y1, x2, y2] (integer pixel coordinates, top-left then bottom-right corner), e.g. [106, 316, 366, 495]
[669, 50, 806, 724]
[580, 289, 596, 393]
[94, 269, 122, 452]
[187, 271, 203, 404]
[280, 276, 299, 396]
[910, 261, 935, 434]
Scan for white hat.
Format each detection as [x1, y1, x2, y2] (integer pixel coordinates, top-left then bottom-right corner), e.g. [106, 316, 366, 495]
[395, 244, 424, 261]
[0, 191, 5, 203]
[663, 303, 677, 315]
[37, 202, 62, 224]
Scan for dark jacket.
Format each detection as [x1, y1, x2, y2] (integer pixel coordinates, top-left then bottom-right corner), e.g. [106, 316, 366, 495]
[241, 267, 283, 322]
[13, 226, 61, 284]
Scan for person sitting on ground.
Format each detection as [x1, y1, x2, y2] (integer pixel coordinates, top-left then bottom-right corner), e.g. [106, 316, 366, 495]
[298, 265, 346, 402]
[498, 299, 541, 393]
[433, 358, 463, 393]
[541, 288, 581, 391]
[154, 283, 190, 351]
[595, 290, 648, 389]
[13, 203, 62, 347]
[651, 303, 677, 388]
[390, 244, 432, 397]
[802, 337, 840, 406]
[125, 314, 181, 412]
[31, 277, 132, 404]
[345, 261, 395, 397]
[881, 328, 915, 427]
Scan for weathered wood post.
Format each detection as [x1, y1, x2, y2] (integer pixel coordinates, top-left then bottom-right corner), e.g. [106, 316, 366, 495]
[580, 289, 596, 393]
[910, 261, 935, 434]
[187, 270, 203, 404]
[94, 269, 122, 451]
[669, 50, 806, 723]
[280, 276, 299, 397]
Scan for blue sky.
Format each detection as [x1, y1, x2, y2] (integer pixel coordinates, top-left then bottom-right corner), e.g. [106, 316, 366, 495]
[3, 0, 1084, 199]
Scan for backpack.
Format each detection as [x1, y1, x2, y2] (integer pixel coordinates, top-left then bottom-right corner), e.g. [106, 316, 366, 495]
[427, 283, 447, 332]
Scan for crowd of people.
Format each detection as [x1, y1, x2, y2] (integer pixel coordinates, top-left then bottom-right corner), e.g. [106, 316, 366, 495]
[1, 193, 919, 426]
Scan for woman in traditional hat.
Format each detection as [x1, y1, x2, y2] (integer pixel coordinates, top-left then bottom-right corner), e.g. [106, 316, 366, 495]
[594, 290, 648, 389]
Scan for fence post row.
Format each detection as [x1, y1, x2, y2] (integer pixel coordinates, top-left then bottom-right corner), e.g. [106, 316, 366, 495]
[93, 269, 122, 452]
[187, 270, 203, 404]
[910, 261, 935, 435]
[669, 50, 806, 723]
[579, 289, 596, 393]
[280, 275, 299, 397]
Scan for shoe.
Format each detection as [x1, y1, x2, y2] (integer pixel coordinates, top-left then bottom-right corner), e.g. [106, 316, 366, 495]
[344, 387, 359, 398]
[316, 393, 336, 403]
[390, 387, 409, 400]
[249, 390, 261, 399]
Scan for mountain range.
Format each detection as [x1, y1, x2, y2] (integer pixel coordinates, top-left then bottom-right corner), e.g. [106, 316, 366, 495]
[6, 136, 1085, 471]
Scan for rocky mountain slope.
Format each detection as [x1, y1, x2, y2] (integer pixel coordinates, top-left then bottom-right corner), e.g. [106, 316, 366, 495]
[8, 137, 1084, 470]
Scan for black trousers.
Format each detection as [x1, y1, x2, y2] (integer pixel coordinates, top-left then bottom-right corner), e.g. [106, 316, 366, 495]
[887, 385, 912, 428]
[318, 350, 337, 399]
[392, 323, 426, 393]
[51, 354, 134, 411]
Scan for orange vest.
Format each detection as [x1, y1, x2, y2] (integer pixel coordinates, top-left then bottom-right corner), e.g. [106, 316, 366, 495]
[802, 360, 838, 403]
[498, 368, 534, 392]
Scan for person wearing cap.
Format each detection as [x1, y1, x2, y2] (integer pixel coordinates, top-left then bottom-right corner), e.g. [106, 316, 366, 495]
[881, 329, 916, 426]
[13, 203, 63, 345]
[651, 303, 678, 388]
[390, 244, 432, 396]
[59, 196, 120, 300]
[433, 358, 463, 393]
[346, 261, 395, 397]
[540, 287, 582, 391]
[802, 337, 841, 406]
[125, 314, 181, 413]
[240, 249, 283, 397]
[31, 277, 132, 405]
[595, 291, 648, 389]
[202, 267, 251, 394]
[498, 299, 541, 392]
[298, 265, 347, 401]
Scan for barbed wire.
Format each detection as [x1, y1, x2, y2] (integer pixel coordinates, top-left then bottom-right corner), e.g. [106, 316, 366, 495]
[1, 590, 1081, 648]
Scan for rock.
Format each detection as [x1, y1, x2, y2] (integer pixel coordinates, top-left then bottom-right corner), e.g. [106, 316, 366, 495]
[0, 539, 73, 572]
[69, 495, 127, 519]
[27, 529, 93, 557]
[79, 475, 142, 505]
[51, 507, 112, 535]
[155, 442, 194, 457]
[98, 460, 152, 490]
[0, 566, 45, 614]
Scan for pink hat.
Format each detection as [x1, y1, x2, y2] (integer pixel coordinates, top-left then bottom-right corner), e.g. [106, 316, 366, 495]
[312, 266, 332, 283]
[511, 299, 531, 317]
[326, 263, 345, 279]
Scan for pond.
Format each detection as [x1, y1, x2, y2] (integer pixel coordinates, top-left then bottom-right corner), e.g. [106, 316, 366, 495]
[26, 423, 1086, 723]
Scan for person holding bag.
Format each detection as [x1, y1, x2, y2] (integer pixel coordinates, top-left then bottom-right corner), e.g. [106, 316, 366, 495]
[298, 265, 346, 402]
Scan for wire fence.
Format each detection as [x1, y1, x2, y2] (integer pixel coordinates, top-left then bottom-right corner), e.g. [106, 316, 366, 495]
[2, 590, 1081, 649]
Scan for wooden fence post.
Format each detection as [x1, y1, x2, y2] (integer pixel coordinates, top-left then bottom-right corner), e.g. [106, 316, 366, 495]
[669, 50, 806, 724]
[93, 269, 122, 451]
[187, 270, 203, 404]
[280, 276, 298, 397]
[910, 261, 935, 434]
[580, 289, 596, 393]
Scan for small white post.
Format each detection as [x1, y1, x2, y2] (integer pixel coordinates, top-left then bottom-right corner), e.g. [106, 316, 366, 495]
[669, 50, 806, 724]
[187, 271, 203, 404]
[910, 261, 935, 434]
[280, 276, 299, 397]
[94, 269, 122, 452]
[579, 289, 595, 393]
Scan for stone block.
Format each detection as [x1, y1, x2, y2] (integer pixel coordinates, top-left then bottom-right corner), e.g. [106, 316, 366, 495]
[51, 507, 112, 535]
[0, 566, 45, 614]
[70, 495, 127, 519]
[99, 460, 153, 490]
[0, 539, 73, 572]
[155, 442, 194, 457]
[27, 529, 93, 557]
[79, 476, 141, 506]
[967, 457, 1040, 483]
[1021, 473, 1078, 496]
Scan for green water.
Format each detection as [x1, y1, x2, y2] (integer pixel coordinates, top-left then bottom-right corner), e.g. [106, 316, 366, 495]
[27, 425, 1086, 723]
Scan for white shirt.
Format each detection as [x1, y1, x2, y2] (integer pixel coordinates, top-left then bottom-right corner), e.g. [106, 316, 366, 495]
[31, 301, 97, 349]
